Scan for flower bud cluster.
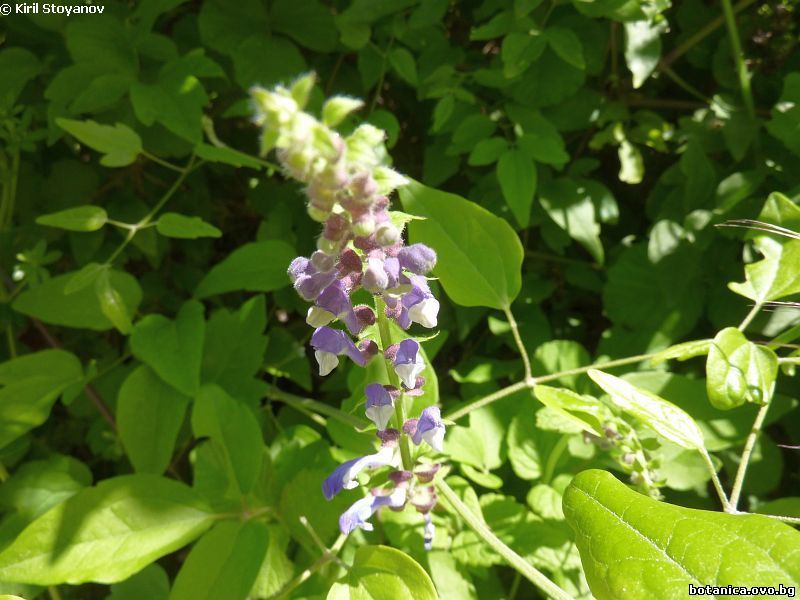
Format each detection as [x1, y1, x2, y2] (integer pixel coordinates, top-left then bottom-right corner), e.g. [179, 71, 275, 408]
[252, 75, 444, 546]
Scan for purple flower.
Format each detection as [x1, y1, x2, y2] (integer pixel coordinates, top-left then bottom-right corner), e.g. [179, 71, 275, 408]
[423, 513, 435, 550]
[411, 406, 445, 452]
[316, 282, 361, 334]
[398, 244, 437, 275]
[310, 326, 367, 376]
[362, 256, 389, 293]
[365, 383, 395, 431]
[339, 489, 406, 534]
[393, 339, 425, 389]
[322, 446, 396, 500]
[289, 257, 337, 301]
[403, 276, 439, 328]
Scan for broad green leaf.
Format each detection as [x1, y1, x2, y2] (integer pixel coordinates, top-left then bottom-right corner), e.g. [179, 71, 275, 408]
[564, 469, 800, 599]
[156, 213, 222, 239]
[202, 296, 269, 400]
[624, 18, 666, 88]
[496, 149, 537, 228]
[389, 47, 418, 86]
[231, 35, 306, 89]
[729, 193, 800, 302]
[109, 564, 169, 600]
[468, 137, 508, 166]
[507, 411, 554, 480]
[130, 301, 205, 396]
[706, 327, 778, 409]
[650, 339, 711, 363]
[118, 365, 190, 474]
[0, 475, 213, 585]
[12, 270, 142, 331]
[502, 32, 546, 78]
[534, 385, 611, 436]
[170, 520, 268, 600]
[64, 262, 108, 295]
[0, 351, 83, 449]
[0, 47, 42, 104]
[95, 270, 133, 334]
[588, 369, 706, 452]
[249, 525, 294, 598]
[427, 552, 477, 600]
[194, 240, 296, 298]
[539, 179, 604, 264]
[56, 118, 142, 167]
[399, 180, 523, 310]
[36, 205, 107, 232]
[193, 143, 264, 169]
[327, 545, 437, 600]
[546, 27, 585, 70]
[271, 0, 337, 52]
[192, 385, 264, 496]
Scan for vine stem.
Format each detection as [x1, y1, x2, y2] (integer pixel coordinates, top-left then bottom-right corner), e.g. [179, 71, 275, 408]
[700, 450, 731, 511]
[504, 306, 532, 381]
[437, 480, 572, 600]
[737, 302, 762, 332]
[375, 297, 413, 471]
[446, 350, 662, 421]
[720, 0, 757, 123]
[728, 401, 771, 512]
[271, 533, 348, 600]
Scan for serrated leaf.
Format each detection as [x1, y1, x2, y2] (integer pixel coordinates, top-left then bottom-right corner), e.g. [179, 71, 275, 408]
[564, 469, 800, 599]
[156, 213, 222, 239]
[118, 365, 190, 474]
[327, 545, 437, 600]
[399, 180, 523, 310]
[497, 149, 537, 228]
[0, 475, 213, 585]
[36, 206, 107, 232]
[170, 520, 268, 600]
[194, 240, 296, 298]
[706, 327, 778, 409]
[588, 369, 706, 452]
[56, 119, 142, 167]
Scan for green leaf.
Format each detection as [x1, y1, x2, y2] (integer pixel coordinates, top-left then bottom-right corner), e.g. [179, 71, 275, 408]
[36, 205, 107, 232]
[0, 47, 42, 104]
[534, 385, 611, 437]
[624, 18, 666, 89]
[564, 469, 800, 599]
[651, 339, 712, 363]
[496, 149, 537, 228]
[270, 0, 337, 52]
[389, 47, 418, 86]
[588, 369, 706, 452]
[13, 270, 142, 331]
[249, 525, 294, 598]
[0, 475, 213, 585]
[56, 119, 142, 167]
[539, 179, 604, 264]
[546, 27, 585, 70]
[192, 385, 264, 496]
[194, 240, 296, 298]
[0, 350, 83, 449]
[118, 365, 190, 474]
[202, 296, 269, 400]
[766, 72, 800, 158]
[170, 520, 269, 600]
[327, 545, 437, 600]
[399, 180, 523, 310]
[64, 262, 108, 295]
[231, 35, 306, 88]
[130, 300, 206, 396]
[156, 213, 222, 239]
[95, 270, 133, 334]
[706, 327, 778, 409]
[467, 137, 509, 166]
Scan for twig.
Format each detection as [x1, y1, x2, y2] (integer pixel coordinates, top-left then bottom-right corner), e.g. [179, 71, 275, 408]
[728, 401, 771, 511]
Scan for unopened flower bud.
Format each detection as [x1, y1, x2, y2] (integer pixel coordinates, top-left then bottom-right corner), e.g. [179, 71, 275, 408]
[362, 256, 388, 292]
[338, 248, 363, 275]
[375, 222, 400, 247]
[307, 205, 330, 222]
[353, 216, 376, 238]
[311, 250, 336, 273]
[414, 464, 440, 483]
[398, 244, 437, 275]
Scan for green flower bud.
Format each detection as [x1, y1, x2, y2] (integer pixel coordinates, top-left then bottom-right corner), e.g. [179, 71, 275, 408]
[353, 217, 375, 237]
[290, 73, 316, 110]
[322, 96, 365, 127]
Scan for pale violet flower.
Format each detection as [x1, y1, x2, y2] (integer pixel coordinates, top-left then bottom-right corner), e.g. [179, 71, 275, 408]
[411, 406, 445, 452]
[322, 445, 396, 500]
[398, 244, 437, 275]
[393, 339, 425, 389]
[408, 297, 439, 328]
[339, 488, 406, 534]
[423, 513, 435, 550]
[306, 306, 335, 328]
[310, 326, 367, 376]
[365, 384, 395, 431]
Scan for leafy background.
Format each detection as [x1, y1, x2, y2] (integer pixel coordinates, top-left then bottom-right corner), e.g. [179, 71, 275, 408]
[1, 0, 800, 598]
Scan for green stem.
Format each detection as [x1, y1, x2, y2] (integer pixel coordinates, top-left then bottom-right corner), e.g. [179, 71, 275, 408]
[141, 150, 185, 173]
[700, 450, 731, 511]
[48, 586, 62, 600]
[660, 65, 713, 104]
[728, 401, 771, 511]
[504, 306, 532, 381]
[737, 302, 762, 332]
[271, 533, 348, 600]
[375, 297, 413, 471]
[542, 435, 569, 485]
[720, 0, 757, 123]
[446, 381, 530, 421]
[106, 155, 195, 264]
[265, 386, 367, 429]
[438, 480, 572, 600]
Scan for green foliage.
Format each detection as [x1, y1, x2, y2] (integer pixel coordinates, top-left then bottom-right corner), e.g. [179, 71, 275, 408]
[2, 0, 800, 597]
